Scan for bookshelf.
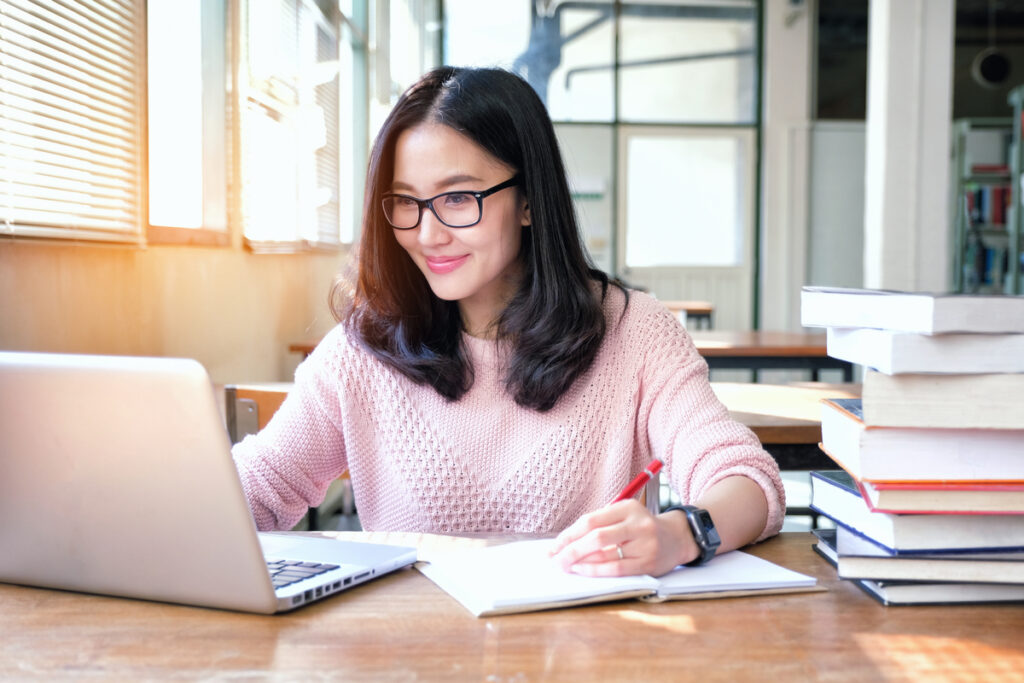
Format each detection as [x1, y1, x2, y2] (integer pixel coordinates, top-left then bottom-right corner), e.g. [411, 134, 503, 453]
[1006, 86, 1024, 294]
[950, 118, 1013, 293]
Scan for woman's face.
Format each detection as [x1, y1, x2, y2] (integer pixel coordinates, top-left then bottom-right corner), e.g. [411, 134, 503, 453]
[389, 122, 530, 336]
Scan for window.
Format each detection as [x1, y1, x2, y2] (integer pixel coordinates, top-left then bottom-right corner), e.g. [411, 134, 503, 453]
[3, 0, 370, 250]
[146, 0, 228, 245]
[240, 0, 346, 250]
[446, 0, 760, 272]
[623, 130, 752, 268]
[1, 0, 145, 243]
[618, 0, 757, 125]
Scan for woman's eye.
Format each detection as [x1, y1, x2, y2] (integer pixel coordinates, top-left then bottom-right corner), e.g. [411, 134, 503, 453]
[396, 196, 418, 208]
[443, 193, 471, 208]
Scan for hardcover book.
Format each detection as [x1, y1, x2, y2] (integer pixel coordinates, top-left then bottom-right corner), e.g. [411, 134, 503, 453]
[860, 370, 1024, 429]
[832, 525, 1024, 584]
[825, 327, 1024, 375]
[859, 479, 1024, 515]
[820, 398, 1024, 484]
[812, 516, 1024, 606]
[856, 579, 1024, 606]
[800, 286, 1024, 334]
[808, 470, 1024, 554]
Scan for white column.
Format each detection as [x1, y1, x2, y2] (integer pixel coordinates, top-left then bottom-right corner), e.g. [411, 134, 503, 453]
[759, 0, 814, 330]
[863, 0, 955, 291]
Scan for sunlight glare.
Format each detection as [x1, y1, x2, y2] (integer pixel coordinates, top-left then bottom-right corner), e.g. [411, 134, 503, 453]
[147, 0, 204, 228]
[615, 608, 697, 635]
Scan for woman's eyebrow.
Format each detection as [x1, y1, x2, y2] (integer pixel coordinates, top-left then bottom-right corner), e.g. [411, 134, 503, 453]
[390, 174, 484, 194]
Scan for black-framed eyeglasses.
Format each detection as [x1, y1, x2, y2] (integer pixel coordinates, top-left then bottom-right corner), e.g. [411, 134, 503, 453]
[381, 176, 520, 230]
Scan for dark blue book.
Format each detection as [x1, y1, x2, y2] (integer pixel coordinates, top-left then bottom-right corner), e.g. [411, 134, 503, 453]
[809, 470, 1024, 554]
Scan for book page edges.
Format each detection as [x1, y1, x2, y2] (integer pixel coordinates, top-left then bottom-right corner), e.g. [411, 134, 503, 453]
[639, 584, 825, 603]
[475, 588, 657, 617]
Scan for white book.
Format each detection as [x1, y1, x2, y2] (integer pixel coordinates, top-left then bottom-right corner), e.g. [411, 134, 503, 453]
[826, 327, 1024, 375]
[820, 398, 1024, 483]
[416, 538, 818, 617]
[800, 287, 1024, 334]
[860, 370, 1024, 429]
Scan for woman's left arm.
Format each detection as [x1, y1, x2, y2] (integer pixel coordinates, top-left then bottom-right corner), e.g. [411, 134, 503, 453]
[549, 474, 768, 577]
[550, 295, 784, 577]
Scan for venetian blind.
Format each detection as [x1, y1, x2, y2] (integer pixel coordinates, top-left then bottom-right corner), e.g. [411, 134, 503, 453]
[1, 0, 144, 242]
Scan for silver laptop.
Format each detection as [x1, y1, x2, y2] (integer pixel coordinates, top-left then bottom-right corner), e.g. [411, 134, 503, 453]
[0, 351, 416, 614]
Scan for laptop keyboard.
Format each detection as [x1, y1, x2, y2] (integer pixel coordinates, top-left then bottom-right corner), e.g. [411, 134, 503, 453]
[266, 559, 340, 589]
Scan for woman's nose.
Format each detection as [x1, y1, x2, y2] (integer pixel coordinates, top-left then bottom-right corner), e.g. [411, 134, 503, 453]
[417, 206, 452, 246]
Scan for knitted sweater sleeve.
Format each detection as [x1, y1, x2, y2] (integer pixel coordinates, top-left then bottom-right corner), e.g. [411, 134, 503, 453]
[632, 297, 786, 542]
[231, 327, 349, 531]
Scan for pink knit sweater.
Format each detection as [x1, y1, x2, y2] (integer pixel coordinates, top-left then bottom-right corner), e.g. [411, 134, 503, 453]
[232, 288, 785, 540]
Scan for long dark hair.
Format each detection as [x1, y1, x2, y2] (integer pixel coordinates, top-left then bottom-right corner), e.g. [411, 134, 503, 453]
[331, 66, 622, 411]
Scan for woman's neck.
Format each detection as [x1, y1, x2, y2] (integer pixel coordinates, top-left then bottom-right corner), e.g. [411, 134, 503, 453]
[458, 266, 523, 339]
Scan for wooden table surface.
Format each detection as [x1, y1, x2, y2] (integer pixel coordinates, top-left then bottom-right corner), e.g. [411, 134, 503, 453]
[713, 381, 860, 446]
[689, 330, 829, 356]
[2, 533, 1021, 681]
[689, 330, 853, 382]
[658, 299, 715, 317]
[290, 329, 832, 359]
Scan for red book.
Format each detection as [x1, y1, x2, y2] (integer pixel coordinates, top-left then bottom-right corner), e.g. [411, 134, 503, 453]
[858, 479, 1024, 515]
[970, 163, 1010, 175]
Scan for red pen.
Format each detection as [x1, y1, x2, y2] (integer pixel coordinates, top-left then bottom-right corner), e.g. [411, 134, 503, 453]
[611, 459, 663, 503]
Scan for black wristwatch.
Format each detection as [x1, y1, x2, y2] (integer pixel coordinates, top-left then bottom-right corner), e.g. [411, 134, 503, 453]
[664, 505, 721, 566]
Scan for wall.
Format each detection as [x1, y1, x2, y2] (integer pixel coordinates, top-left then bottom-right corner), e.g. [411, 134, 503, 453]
[0, 240, 348, 384]
[807, 121, 866, 289]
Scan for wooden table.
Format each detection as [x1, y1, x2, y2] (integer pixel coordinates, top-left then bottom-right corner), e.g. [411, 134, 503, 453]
[691, 330, 854, 382]
[658, 299, 714, 329]
[293, 330, 853, 383]
[2, 533, 1021, 681]
[712, 382, 860, 521]
[712, 381, 859, 470]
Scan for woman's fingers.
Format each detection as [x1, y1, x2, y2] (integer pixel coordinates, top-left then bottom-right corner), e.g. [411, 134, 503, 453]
[550, 501, 649, 572]
[549, 502, 627, 554]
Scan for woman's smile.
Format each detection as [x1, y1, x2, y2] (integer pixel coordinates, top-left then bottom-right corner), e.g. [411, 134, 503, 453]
[425, 254, 470, 274]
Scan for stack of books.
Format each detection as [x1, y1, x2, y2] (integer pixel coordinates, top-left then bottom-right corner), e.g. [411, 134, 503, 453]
[799, 286, 1024, 605]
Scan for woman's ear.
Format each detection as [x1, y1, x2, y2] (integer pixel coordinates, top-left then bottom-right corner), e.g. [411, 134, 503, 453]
[520, 200, 531, 227]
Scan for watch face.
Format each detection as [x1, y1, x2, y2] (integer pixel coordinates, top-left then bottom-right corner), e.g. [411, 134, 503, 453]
[696, 509, 715, 530]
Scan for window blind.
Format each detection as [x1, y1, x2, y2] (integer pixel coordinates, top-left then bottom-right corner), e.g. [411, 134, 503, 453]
[1, 0, 144, 242]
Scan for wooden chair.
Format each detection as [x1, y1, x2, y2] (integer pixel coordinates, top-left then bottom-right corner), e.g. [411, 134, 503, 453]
[224, 383, 354, 531]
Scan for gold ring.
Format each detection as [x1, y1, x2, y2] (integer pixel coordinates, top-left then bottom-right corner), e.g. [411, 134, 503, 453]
[616, 545, 624, 560]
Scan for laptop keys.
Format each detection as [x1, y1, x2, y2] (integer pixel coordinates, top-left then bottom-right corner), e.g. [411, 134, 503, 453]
[266, 559, 340, 589]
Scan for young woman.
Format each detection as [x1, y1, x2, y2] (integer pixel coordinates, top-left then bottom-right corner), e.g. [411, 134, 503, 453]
[232, 66, 784, 578]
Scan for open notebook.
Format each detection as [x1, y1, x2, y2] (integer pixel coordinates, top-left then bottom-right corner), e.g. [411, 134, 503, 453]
[417, 538, 820, 617]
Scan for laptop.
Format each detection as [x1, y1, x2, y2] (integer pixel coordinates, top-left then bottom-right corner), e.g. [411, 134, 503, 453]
[0, 351, 417, 614]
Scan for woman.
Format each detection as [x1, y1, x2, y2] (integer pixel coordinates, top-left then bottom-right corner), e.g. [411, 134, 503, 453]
[232, 66, 784, 578]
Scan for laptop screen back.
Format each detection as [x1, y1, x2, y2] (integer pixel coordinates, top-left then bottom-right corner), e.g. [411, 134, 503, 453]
[0, 352, 278, 613]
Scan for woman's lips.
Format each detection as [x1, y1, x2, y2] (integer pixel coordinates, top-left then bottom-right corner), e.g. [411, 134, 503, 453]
[425, 254, 469, 274]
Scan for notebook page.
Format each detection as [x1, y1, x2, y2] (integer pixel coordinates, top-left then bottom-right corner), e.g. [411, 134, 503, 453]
[654, 550, 817, 596]
[418, 538, 660, 616]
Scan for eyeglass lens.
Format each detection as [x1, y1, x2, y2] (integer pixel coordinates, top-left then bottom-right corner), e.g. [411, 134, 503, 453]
[383, 192, 480, 229]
